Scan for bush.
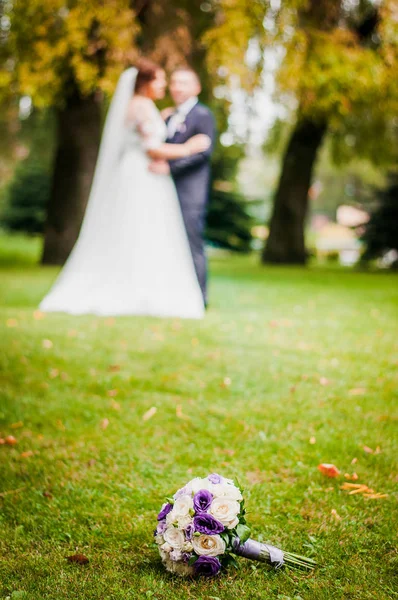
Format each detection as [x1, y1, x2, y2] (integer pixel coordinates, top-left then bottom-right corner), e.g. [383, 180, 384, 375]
[1, 160, 50, 234]
[206, 189, 255, 253]
[361, 172, 398, 263]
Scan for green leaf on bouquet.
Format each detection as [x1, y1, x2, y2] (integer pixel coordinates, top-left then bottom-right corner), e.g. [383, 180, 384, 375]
[188, 554, 199, 566]
[236, 524, 251, 544]
[220, 531, 230, 545]
[165, 497, 175, 504]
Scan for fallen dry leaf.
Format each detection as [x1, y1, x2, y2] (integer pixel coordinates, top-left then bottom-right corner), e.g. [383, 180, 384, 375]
[107, 389, 118, 397]
[349, 388, 366, 396]
[33, 310, 44, 320]
[351, 457, 358, 465]
[108, 364, 121, 372]
[20, 450, 34, 458]
[363, 446, 374, 454]
[100, 418, 109, 430]
[176, 404, 189, 420]
[331, 509, 342, 521]
[43, 491, 53, 498]
[319, 377, 330, 386]
[42, 339, 53, 349]
[318, 463, 340, 478]
[309, 436, 316, 445]
[49, 368, 59, 379]
[344, 473, 359, 480]
[66, 554, 89, 565]
[340, 482, 387, 499]
[11, 422, 23, 429]
[6, 318, 18, 327]
[142, 407, 157, 421]
[5, 435, 17, 446]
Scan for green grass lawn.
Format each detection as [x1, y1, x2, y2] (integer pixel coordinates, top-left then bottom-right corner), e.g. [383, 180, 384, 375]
[0, 234, 397, 599]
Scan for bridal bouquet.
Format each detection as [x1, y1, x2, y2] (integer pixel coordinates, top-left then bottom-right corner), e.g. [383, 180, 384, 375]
[155, 473, 316, 577]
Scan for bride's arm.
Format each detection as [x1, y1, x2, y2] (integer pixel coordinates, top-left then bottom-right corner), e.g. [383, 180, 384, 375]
[127, 97, 210, 160]
[146, 137, 210, 160]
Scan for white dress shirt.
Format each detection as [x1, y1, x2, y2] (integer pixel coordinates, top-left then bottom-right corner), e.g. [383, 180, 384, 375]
[166, 96, 198, 139]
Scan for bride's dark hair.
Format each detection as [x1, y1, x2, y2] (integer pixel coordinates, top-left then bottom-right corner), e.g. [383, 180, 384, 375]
[135, 58, 162, 92]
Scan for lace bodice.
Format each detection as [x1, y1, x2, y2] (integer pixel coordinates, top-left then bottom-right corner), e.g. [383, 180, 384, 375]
[125, 98, 167, 152]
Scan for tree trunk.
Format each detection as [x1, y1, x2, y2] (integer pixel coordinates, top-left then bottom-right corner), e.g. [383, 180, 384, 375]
[41, 93, 102, 265]
[262, 117, 327, 265]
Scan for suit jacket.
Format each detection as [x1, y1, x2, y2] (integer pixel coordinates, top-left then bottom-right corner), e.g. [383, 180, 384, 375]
[166, 102, 216, 214]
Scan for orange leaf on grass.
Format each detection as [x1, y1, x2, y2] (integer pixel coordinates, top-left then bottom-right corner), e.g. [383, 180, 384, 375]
[20, 450, 34, 458]
[6, 318, 18, 327]
[318, 463, 340, 477]
[349, 388, 366, 396]
[5, 435, 17, 446]
[142, 407, 157, 421]
[100, 418, 109, 430]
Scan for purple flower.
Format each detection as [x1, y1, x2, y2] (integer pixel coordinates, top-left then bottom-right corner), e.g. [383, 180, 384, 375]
[156, 520, 167, 535]
[193, 489, 213, 513]
[182, 552, 192, 563]
[193, 513, 224, 535]
[185, 523, 194, 540]
[157, 502, 173, 521]
[193, 556, 222, 577]
[208, 473, 223, 485]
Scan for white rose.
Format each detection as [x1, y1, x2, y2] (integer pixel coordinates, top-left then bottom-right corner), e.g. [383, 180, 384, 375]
[210, 497, 241, 529]
[192, 534, 226, 557]
[183, 541, 193, 552]
[177, 514, 193, 529]
[190, 477, 213, 494]
[173, 494, 193, 517]
[212, 483, 243, 501]
[163, 527, 185, 549]
[161, 542, 172, 553]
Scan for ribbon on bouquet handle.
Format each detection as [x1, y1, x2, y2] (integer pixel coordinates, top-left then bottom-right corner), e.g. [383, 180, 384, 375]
[232, 538, 285, 569]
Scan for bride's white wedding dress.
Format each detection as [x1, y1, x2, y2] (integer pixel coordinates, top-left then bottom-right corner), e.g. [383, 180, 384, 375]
[40, 70, 204, 319]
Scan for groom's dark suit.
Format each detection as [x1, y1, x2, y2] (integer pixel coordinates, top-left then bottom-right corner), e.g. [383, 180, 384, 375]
[166, 102, 216, 305]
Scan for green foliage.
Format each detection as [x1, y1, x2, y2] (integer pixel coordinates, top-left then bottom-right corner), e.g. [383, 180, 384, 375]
[1, 160, 50, 234]
[206, 189, 255, 252]
[361, 172, 398, 262]
[204, 0, 398, 166]
[0, 241, 397, 598]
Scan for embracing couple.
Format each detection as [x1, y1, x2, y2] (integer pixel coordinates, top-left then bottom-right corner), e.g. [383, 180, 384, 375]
[40, 60, 216, 319]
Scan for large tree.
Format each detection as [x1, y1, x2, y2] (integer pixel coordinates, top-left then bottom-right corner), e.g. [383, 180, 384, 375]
[1, 0, 139, 263]
[204, 0, 398, 263]
[0, 0, 219, 264]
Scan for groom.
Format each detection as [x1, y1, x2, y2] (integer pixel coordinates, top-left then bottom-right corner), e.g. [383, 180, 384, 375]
[150, 68, 216, 307]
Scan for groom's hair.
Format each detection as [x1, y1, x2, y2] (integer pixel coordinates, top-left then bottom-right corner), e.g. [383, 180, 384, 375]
[135, 58, 162, 92]
[172, 67, 201, 85]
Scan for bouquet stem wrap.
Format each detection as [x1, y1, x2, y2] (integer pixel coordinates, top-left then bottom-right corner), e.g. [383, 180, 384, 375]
[233, 538, 316, 571]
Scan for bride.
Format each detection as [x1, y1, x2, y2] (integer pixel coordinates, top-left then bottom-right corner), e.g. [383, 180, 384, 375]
[39, 60, 209, 319]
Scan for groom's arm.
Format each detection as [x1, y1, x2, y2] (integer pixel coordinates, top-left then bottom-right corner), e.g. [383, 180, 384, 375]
[168, 111, 216, 177]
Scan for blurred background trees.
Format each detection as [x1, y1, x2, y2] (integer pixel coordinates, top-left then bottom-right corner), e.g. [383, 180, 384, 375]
[205, 0, 398, 264]
[1, 0, 397, 266]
